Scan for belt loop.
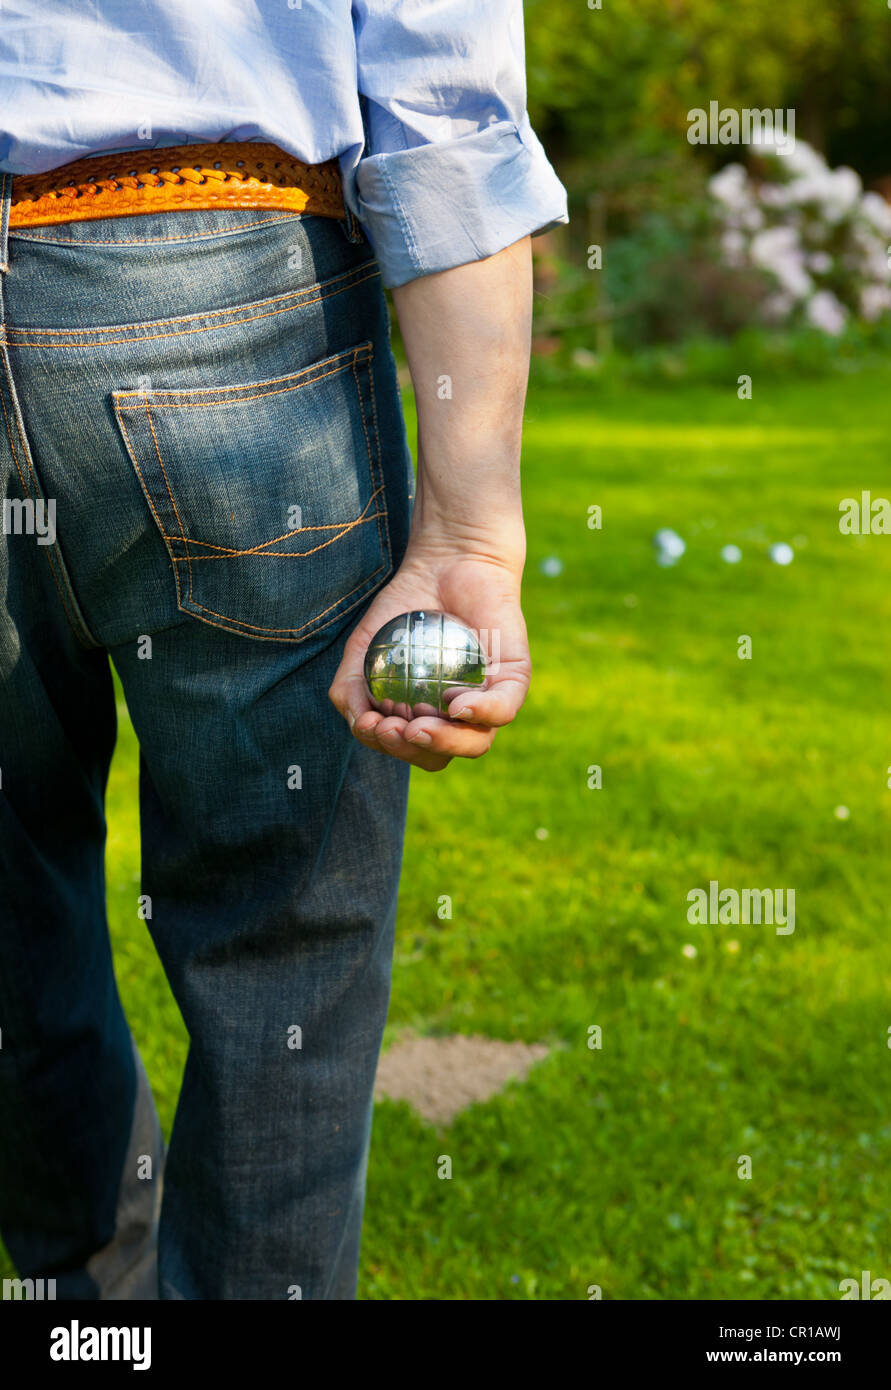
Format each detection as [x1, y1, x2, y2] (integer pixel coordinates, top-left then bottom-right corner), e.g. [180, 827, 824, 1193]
[341, 200, 365, 245]
[339, 121, 366, 246]
[0, 171, 12, 329]
[0, 171, 11, 275]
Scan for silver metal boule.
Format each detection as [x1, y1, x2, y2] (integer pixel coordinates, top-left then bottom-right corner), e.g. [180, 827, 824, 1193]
[363, 610, 487, 719]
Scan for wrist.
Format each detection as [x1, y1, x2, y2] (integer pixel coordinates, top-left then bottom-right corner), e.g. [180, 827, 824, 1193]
[401, 523, 526, 582]
[408, 471, 524, 562]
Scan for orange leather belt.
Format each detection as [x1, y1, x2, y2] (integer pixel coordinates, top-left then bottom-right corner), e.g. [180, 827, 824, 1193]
[9, 141, 347, 229]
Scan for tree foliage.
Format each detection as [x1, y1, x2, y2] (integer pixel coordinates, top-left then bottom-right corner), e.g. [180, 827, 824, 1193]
[525, 0, 891, 193]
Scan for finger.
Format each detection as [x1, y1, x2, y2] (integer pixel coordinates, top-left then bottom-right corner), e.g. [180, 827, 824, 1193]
[354, 710, 385, 735]
[352, 717, 453, 772]
[328, 670, 373, 728]
[328, 605, 388, 722]
[359, 711, 494, 762]
[397, 714, 496, 760]
[446, 672, 529, 728]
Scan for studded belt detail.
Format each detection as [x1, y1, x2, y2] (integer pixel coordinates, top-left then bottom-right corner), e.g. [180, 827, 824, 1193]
[9, 142, 347, 229]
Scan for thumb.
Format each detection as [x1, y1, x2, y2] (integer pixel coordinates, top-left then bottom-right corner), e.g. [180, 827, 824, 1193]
[328, 613, 379, 726]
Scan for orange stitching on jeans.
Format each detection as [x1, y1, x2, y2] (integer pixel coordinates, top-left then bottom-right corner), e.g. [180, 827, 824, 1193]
[351, 351, 391, 579]
[114, 407, 187, 610]
[5, 275, 380, 351]
[7, 264, 379, 340]
[174, 508, 383, 550]
[0, 381, 29, 494]
[10, 212, 303, 246]
[123, 348, 371, 613]
[143, 400, 188, 536]
[115, 343, 371, 402]
[178, 570, 387, 643]
[167, 482, 384, 554]
[113, 340, 393, 640]
[7, 259, 364, 331]
[186, 560, 388, 635]
[144, 399, 194, 605]
[354, 349, 390, 576]
[170, 507, 388, 559]
[122, 355, 368, 411]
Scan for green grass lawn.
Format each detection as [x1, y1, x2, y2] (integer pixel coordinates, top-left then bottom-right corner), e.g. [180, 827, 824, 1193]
[4, 366, 891, 1299]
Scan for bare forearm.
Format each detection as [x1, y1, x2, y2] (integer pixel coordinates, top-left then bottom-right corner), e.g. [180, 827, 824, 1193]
[392, 236, 532, 565]
[328, 239, 534, 770]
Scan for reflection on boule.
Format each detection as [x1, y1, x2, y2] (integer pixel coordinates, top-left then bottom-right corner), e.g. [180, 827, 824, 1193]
[364, 610, 487, 719]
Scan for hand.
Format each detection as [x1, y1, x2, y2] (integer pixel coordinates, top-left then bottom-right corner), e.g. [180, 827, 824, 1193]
[328, 544, 530, 771]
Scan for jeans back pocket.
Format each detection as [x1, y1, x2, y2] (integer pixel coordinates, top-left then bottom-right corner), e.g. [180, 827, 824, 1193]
[112, 341, 391, 642]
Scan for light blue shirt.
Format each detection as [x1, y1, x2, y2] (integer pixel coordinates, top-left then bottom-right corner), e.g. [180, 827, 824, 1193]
[0, 0, 568, 287]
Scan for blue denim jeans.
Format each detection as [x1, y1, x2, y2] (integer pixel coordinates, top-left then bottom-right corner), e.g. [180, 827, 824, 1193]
[0, 179, 413, 1299]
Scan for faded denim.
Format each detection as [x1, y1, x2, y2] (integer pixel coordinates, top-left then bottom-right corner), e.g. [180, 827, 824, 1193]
[0, 186, 413, 1299]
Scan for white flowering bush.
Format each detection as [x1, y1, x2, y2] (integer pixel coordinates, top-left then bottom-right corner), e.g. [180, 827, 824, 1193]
[709, 138, 891, 335]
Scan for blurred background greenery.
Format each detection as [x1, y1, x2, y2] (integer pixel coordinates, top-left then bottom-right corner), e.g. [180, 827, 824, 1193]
[526, 0, 891, 187]
[523, 0, 891, 374]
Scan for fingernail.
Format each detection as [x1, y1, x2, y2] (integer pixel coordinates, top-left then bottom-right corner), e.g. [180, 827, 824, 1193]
[451, 707, 475, 721]
[349, 712, 357, 731]
[408, 730, 432, 745]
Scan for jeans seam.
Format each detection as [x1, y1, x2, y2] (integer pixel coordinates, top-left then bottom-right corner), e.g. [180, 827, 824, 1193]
[9, 212, 310, 247]
[0, 352, 99, 648]
[144, 398, 193, 609]
[353, 350, 391, 579]
[125, 352, 369, 410]
[114, 407, 188, 614]
[115, 342, 370, 402]
[6, 263, 379, 343]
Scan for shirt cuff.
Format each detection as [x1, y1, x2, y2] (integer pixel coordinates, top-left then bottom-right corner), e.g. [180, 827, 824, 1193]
[349, 119, 569, 289]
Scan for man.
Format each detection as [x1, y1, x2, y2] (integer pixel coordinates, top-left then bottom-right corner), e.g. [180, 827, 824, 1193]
[0, 1, 567, 1298]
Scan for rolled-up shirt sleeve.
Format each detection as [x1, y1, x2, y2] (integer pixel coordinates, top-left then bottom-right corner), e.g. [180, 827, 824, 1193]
[348, 0, 569, 287]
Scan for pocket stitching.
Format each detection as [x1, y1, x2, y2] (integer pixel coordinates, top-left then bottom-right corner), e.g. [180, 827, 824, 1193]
[353, 347, 392, 584]
[167, 487, 387, 557]
[144, 398, 195, 612]
[181, 557, 390, 638]
[115, 407, 190, 615]
[119, 346, 370, 408]
[113, 342, 392, 640]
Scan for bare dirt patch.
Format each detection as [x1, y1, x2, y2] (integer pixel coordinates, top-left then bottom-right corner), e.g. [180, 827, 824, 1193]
[374, 1033, 550, 1126]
